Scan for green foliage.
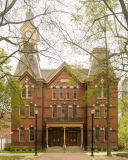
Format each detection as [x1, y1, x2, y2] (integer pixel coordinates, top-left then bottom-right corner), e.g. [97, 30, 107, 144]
[118, 144, 124, 150]
[97, 147, 101, 151]
[22, 148, 26, 151]
[0, 49, 26, 130]
[4, 147, 10, 151]
[10, 148, 15, 152]
[91, 147, 95, 151]
[103, 147, 107, 151]
[16, 148, 20, 151]
[118, 95, 128, 147]
[28, 148, 32, 151]
[116, 153, 128, 158]
[113, 147, 118, 151]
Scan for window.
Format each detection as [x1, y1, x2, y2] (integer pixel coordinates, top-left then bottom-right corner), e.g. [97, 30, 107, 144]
[67, 87, 70, 99]
[30, 103, 34, 116]
[104, 106, 107, 117]
[22, 85, 32, 98]
[74, 87, 77, 99]
[20, 106, 24, 116]
[53, 105, 57, 118]
[20, 128, 24, 141]
[60, 87, 63, 99]
[97, 85, 107, 98]
[62, 104, 68, 120]
[30, 128, 34, 141]
[95, 128, 99, 141]
[105, 127, 107, 141]
[22, 87, 26, 97]
[95, 105, 100, 117]
[28, 86, 32, 97]
[73, 105, 77, 117]
[53, 87, 56, 99]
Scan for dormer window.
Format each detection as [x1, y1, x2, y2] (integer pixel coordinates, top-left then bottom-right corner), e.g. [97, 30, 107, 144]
[67, 87, 70, 99]
[28, 86, 32, 97]
[60, 87, 63, 99]
[22, 87, 26, 97]
[22, 85, 33, 98]
[53, 87, 56, 99]
[73, 87, 77, 99]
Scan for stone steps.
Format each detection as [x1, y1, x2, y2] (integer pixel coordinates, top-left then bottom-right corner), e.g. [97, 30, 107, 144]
[45, 146, 84, 153]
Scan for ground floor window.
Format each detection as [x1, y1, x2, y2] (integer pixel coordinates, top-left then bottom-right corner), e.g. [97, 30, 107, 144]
[30, 127, 34, 141]
[20, 128, 24, 141]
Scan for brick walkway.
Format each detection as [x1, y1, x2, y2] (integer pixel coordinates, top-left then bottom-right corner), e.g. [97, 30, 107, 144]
[38, 153, 91, 160]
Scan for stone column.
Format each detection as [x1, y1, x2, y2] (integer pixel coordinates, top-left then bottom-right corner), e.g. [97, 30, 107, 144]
[63, 127, 66, 148]
[81, 127, 83, 148]
[46, 128, 48, 148]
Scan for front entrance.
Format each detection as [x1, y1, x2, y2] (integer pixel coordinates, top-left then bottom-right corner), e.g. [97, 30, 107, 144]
[69, 132, 77, 146]
[52, 132, 60, 146]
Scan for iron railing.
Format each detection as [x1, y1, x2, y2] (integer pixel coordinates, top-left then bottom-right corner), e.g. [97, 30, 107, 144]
[47, 117, 85, 121]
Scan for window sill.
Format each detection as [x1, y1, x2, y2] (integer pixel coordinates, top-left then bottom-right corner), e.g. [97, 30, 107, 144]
[97, 97, 107, 99]
[59, 99, 64, 100]
[22, 97, 33, 99]
[28, 117, 35, 118]
[52, 99, 57, 100]
[29, 141, 35, 143]
[72, 99, 78, 100]
[19, 141, 25, 143]
[21, 117, 25, 118]
[94, 117, 101, 119]
[66, 99, 71, 100]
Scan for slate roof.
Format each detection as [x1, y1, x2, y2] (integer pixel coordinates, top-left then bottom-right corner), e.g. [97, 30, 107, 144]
[88, 54, 116, 79]
[14, 54, 41, 78]
[41, 69, 55, 80]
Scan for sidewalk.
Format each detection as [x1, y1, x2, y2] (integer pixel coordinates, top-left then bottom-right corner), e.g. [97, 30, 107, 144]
[86, 152, 128, 155]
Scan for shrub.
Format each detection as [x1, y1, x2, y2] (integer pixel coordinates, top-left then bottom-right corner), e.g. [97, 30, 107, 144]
[116, 153, 128, 158]
[118, 144, 124, 150]
[4, 147, 10, 151]
[28, 148, 32, 151]
[10, 148, 15, 151]
[113, 147, 118, 151]
[16, 148, 20, 151]
[22, 148, 26, 151]
[91, 147, 95, 151]
[103, 147, 107, 151]
[97, 147, 101, 151]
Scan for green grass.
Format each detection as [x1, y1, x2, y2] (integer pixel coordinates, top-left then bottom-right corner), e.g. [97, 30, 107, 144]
[0, 156, 25, 160]
[116, 153, 128, 158]
[0, 150, 44, 153]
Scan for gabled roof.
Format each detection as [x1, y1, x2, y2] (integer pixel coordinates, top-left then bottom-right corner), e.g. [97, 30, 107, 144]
[45, 62, 88, 84]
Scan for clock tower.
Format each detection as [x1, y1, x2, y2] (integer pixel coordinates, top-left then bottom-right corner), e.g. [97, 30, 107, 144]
[14, 11, 42, 78]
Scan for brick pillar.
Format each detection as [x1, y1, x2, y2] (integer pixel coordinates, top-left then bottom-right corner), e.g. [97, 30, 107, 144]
[81, 127, 83, 147]
[63, 127, 66, 148]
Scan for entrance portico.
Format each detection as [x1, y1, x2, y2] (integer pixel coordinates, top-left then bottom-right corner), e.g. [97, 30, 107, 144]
[45, 122, 84, 148]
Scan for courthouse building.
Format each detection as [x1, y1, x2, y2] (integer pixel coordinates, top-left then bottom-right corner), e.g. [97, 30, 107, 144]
[12, 11, 118, 150]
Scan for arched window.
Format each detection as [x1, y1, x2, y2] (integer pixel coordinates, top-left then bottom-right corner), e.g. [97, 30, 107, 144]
[62, 104, 68, 120]
[53, 87, 56, 99]
[95, 105, 100, 117]
[105, 127, 107, 141]
[28, 86, 32, 97]
[20, 128, 24, 141]
[20, 106, 24, 116]
[22, 87, 26, 97]
[67, 87, 70, 99]
[60, 87, 63, 99]
[74, 87, 77, 99]
[95, 128, 99, 141]
[30, 128, 34, 141]
[53, 105, 57, 118]
[73, 105, 77, 117]
[30, 103, 34, 116]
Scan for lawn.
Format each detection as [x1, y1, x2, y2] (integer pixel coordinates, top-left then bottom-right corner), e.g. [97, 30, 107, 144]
[0, 156, 25, 160]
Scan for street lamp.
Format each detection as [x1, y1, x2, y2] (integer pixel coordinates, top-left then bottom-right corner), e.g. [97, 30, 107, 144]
[1, 135, 2, 150]
[35, 109, 38, 156]
[91, 108, 95, 156]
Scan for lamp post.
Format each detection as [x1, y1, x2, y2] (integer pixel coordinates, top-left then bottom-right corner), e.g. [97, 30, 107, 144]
[35, 109, 38, 156]
[1, 135, 2, 150]
[91, 108, 95, 156]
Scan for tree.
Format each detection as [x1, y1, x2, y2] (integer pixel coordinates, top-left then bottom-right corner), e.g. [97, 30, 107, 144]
[0, 48, 25, 130]
[118, 95, 128, 150]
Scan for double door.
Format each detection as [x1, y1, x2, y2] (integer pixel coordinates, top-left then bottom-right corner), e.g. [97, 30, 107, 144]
[52, 132, 60, 146]
[69, 132, 77, 146]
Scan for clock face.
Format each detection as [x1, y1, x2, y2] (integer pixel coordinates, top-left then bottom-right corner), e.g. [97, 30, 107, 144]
[25, 31, 32, 38]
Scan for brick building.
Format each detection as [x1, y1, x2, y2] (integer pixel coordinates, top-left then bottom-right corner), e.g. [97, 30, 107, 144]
[12, 11, 118, 149]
